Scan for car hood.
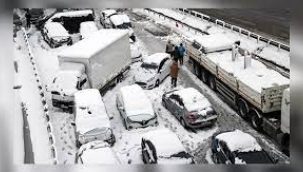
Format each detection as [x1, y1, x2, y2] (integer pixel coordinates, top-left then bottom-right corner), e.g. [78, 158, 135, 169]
[134, 68, 156, 83]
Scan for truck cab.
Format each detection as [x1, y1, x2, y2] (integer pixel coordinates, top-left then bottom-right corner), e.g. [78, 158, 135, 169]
[51, 62, 90, 109]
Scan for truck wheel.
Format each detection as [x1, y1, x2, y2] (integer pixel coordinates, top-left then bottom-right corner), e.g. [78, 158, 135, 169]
[238, 98, 249, 119]
[209, 75, 216, 91]
[201, 68, 208, 83]
[250, 109, 263, 131]
[194, 64, 201, 78]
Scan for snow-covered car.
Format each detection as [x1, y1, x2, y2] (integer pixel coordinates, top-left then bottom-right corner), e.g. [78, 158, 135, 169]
[162, 87, 217, 129]
[129, 38, 142, 62]
[134, 53, 171, 89]
[74, 89, 115, 147]
[42, 22, 72, 48]
[76, 141, 120, 164]
[116, 84, 158, 130]
[100, 9, 117, 28]
[141, 128, 194, 164]
[80, 21, 99, 39]
[211, 130, 276, 164]
[51, 62, 90, 108]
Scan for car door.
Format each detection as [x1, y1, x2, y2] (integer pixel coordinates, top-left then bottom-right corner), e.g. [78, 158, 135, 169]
[163, 58, 171, 78]
[167, 95, 179, 116]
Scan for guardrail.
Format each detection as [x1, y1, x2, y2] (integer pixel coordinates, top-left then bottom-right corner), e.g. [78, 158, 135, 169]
[21, 27, 58, 164]
[176, 8, 290, 52]
[143, 8, 289, 78]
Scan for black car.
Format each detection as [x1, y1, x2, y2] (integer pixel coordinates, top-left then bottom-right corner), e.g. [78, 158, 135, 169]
[211, 130, 277, 164]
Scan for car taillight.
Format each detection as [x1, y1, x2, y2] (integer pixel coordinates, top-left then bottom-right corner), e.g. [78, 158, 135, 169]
[185, 113, 197, 122]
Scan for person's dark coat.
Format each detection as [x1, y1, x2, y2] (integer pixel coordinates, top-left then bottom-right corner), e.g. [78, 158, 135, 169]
[170, 60, 179, 78]
[166, 41, 174, 53]
[173, 46, 180, 59]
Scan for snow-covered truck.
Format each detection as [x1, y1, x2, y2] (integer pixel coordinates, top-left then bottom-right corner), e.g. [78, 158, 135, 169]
[182, 34, 290, 152]
[51, 29, 131, 108]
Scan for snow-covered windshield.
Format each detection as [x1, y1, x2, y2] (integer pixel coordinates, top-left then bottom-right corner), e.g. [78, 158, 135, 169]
[235, 150, 273, 164]
[128, 113, 155, 122]
[84, 127, 109, 135]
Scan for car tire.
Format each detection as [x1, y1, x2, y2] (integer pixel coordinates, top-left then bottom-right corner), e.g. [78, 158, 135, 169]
[155, 79, 160, 87]
[180, 118, 187, 128]
[238, 98, 249, 119]
[201, 68, 209, 83]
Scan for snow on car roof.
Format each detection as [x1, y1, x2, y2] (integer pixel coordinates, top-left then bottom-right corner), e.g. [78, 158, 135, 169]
[110, 14, 124, 26]
[171, 87, 211, 112]
[50, 10, 93, 20]
[44, 22, 69, 38]
[194, 34, 236, 53]
[120, 84, 154, 116]
[142, 128, 186, 157]
[119, 14, 130, 23]
[101, 9, 117, 17]
[207, 51, 290, 93]
[215, 130, 262, 152]
[58, 29, 128, 59]
[143, 53, 169, 65]
[80, 21, 99, 38]
[79, 144, 119, 164]
[76, 114, 111, 134]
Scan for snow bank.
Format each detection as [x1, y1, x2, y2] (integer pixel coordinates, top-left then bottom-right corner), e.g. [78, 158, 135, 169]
[215, 130, 262, 152]
[44, 22, 69, 38]
[58, 29, 129, 59]
[170, 87, 211, 112]
[142, 128, 186, 157]
[143, 53, 169, 65]
[120, 84, 154, 117]
[80, 21, 99, 39]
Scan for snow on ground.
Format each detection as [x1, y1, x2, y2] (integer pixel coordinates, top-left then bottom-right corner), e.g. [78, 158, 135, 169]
[135, 8, 289, 70]
[14, 30, 53, 164]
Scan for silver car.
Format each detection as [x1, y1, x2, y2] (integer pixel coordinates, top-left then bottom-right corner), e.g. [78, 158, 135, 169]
[162, 87, 217, 129]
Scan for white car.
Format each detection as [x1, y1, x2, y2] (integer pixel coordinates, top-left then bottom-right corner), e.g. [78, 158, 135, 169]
[116, 84, 158, 130]
[76, 141, 120, 164]
[74, 89, 115, 147]
[134, 53, 171, 89]
[129, 38, 142, 62]
[80, 21, 99, 39]
[141, 129, 195, 164]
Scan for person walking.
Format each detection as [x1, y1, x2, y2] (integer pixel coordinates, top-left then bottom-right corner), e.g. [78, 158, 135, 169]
[178, 43, 185, 65]
[173, 46, 180, 63]
[165, 40, 174, 58]
[25, 10, 31, 28]
[170, 58, 179, 88]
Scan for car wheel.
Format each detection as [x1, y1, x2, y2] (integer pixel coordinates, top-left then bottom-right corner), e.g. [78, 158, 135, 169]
[238, 98, 249, 119]
[209, 76, 216, 91]
[213, 152, 219, 164]
[155, 79, 160, 87]
[180, 118, 187, 128]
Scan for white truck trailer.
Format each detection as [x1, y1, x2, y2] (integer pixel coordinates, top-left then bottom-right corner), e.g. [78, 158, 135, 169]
[183, 34, 290, 153]
[51, 29, 131, 108]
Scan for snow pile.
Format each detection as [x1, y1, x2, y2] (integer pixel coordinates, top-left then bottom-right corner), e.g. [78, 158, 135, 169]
[194, 34, 237, 53]
[78, 141, 120, 164]
[120, 84, 154, 117]
[58, 29, 129, 59]
[215, 130, 262, 152]
[142, 128, 186, 157]
[143, 53, 169, 65]
[80, 21, 99, 39]
[44, 22, 69, 38]
[170, 87, 212, 112]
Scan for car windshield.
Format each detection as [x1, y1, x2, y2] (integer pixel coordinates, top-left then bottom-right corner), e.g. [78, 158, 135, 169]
[235, 150, 273, 164]
[141, 62, 158, 70]
[84, 127, 109, 135]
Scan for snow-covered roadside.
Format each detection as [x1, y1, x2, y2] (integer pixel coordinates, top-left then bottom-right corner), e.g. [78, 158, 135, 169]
[14, 30, 53, 164]
[135, 8, 289, 70]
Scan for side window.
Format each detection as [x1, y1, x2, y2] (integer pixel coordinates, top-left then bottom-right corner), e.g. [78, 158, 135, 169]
[158, 58, 168, 73]
[175, 96, 184, 107]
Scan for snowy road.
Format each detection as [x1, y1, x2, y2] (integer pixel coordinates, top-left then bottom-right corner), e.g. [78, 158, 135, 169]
[14, 9, 289, 164]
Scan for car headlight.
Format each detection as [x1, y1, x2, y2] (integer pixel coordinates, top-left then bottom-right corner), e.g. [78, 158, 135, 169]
[147, 76, 156, 82]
